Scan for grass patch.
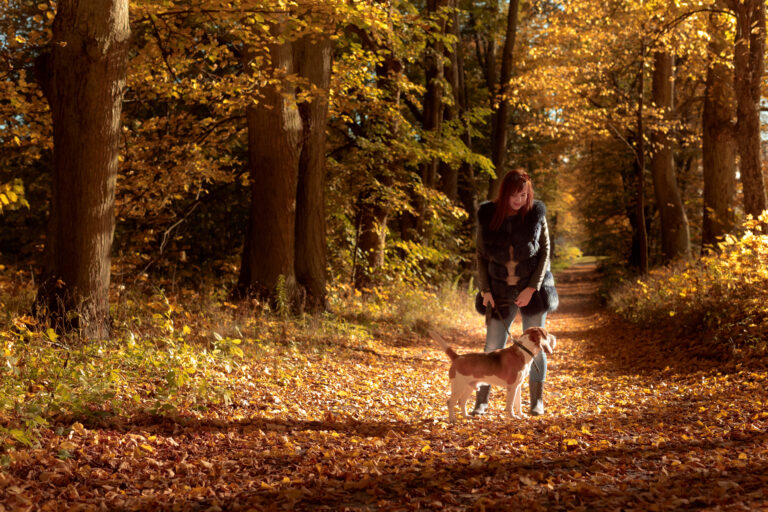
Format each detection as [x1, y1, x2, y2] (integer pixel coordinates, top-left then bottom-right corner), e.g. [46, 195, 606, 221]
[0, 269, 477, 452]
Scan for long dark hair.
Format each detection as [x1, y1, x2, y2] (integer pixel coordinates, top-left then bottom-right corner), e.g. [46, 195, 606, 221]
[490, 168, 534, 230]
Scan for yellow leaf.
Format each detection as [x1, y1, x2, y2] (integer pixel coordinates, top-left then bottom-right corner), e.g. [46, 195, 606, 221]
[59, 441, 77, 451]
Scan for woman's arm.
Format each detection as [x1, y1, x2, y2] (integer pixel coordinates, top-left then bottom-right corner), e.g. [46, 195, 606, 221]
[528, 218, 551, 290]
[476, 226, 497, 308]
[476, 227, 491, 293]
[514, 218, 550, 308]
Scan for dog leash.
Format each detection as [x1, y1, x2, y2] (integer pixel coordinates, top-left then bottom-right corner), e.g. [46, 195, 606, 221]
[487, 301, 542, 375]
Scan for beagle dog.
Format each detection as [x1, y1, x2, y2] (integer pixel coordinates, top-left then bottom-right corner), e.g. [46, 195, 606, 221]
[431, 327, 556, 422]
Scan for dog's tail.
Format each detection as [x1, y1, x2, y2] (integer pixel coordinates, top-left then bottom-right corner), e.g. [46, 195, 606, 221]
[428, 330, 459, 360]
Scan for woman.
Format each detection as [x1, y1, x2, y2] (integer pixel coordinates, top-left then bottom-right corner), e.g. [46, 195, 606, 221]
[473, 168, 557, 416]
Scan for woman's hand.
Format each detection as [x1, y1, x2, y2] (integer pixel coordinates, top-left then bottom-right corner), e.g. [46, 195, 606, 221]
[515, 287, 536, 307]
[482, 291, 495, 309]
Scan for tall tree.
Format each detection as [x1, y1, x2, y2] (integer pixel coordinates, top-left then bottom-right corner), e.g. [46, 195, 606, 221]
[34, 0, 130, 337]
[343, 16, 408, 289]
[295, 13, 334, 312]
[727, 0, 767, 218]
[401, 0, 448, 241]
[635, 43, 649, 275]
[238, 8, 337, 309]
[439, 0, 461, 203]
[443, 0, 477, 226]
[237, 18, 303, 308]
[702, 13, 736, 249]
[488, 0, 520, 198]
[649, 50, 691, 261]
[421, 0, 448, 192]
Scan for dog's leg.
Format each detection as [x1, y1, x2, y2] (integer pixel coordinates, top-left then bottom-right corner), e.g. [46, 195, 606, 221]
[447, 379, 465, 423]
[513, 381, 524, 418]
[506, 379, 523, 419]
[447, 391, 458, 423]
[505, 385, 515, 418]
[458, 386, 474, 418]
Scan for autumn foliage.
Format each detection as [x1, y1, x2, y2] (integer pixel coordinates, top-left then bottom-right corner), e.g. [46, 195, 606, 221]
[2, 0, 768, 509]
[609, 213, 768, 358]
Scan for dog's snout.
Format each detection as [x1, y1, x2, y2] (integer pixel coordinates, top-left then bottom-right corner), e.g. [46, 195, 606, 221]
[549, 335, 557, 351]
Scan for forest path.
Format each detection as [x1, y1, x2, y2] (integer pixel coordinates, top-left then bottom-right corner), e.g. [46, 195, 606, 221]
[4, 263, 768, 511]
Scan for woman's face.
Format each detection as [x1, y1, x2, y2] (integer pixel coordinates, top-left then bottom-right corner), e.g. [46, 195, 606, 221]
[508, 189, 528, 212]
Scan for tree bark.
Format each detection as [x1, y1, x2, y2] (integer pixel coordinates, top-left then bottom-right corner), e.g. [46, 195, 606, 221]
[439, 0, 458, 202]
[730, 0, 767, 218]
[237, 19, 303, 310]
[401, 0, 448, 241]
[649, 51, 691, 262]
[421, 0, 447, 191]
[295, 30, 333, 313]
[488, 0, 520, 199]
[441, 0, 470, 205]
[444, 2, 477, 236]
[636, 45, 649, 275]
[354, 201, 389, 289]
[348, 25, 403, 289]
[702, 14, 737, 249]
[35, 0, 130, 338]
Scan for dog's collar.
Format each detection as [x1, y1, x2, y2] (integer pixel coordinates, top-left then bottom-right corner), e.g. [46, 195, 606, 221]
[514, 340, 541, 374]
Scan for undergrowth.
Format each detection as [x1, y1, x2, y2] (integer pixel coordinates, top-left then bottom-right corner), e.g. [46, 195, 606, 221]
[608, 213, 768, 357]
[0, 269, 476, 454]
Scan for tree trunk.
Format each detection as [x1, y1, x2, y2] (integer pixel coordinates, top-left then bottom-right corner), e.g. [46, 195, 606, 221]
[488, 0, 520, 199]
[441, 0, 472, 208]
[349, 26, 403, 289]
[453, 4, 477, 228]
[636, 45, 649, 275]
[354, 201, 389, 289]
[649, 51, 691, 261]
[34, 0, 130, 338]
[403, 0, 447, 241]
[445, 2, 478, 236]
[421, 0, 447, 190]
[237, 20, 303, 310]
[702, 15, 737, 250]
[439, 1, 460, 203]
[295, 31, 333, 313]
[731, 0, 767, 218]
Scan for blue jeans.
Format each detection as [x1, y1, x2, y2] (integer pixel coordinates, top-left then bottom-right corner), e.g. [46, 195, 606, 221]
[485, 306, 547, 382]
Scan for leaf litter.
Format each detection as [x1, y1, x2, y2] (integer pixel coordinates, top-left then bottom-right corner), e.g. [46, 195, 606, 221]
[1, 264, 767, 511]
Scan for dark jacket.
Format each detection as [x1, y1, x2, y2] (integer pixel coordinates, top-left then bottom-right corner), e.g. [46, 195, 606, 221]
[476, 199, 558, 316]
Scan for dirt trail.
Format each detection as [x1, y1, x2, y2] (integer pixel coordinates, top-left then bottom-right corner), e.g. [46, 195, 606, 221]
[3, 263, 767, 511]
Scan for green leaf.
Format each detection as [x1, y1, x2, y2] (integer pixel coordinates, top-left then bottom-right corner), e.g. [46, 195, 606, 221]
[10, 429, 32, 446]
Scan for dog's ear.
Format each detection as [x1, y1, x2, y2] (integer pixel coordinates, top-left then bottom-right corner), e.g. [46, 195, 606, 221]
[524, 327, 548, 345]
